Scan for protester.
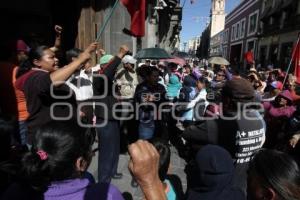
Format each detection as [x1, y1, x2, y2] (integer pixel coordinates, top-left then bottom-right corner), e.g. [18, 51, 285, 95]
[15, 43, 97, 143]
[247, 149, 300, 200]
[1, 121, 122, 200]
[152, 140, 184, 200]
[93, 45, 129, 183]
[183, 78, 266, 194]
[115, 55, 139, 148]
[65, 48, 93, 102]
[157, 61, 170, 86]
[134, 67, 167, 140]
[12, 40, 30, 146]
[210, 69, 227, 90]
[186, 145, 245, 200]
[182, 64, 192, 79]
[115, 55, 139, 100]
[177, 76, 208, 128]
[169, 62, 182, 81]
[128, 140, 167, 200]
[0, 39, 31, 146]
[263, 90, 296, 147]
[285, 74, 300, 102]
[65, 48, 94, 124]
[262, 81, 281, 102]
[166, 73, 182, 101]
[2, 122, 168, 200]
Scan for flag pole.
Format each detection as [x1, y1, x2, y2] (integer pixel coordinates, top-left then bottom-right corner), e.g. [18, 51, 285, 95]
[95, 0, 120, 42]
[283, 33, 300, 86]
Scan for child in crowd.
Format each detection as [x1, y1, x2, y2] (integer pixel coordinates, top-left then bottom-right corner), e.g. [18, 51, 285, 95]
[152, 140, 183, 200]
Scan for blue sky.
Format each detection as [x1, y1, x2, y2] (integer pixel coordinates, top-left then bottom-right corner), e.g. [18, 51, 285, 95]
[180, 0, 241, 43]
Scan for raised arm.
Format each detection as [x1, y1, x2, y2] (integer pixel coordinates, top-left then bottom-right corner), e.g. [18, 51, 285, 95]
[50, 42, 97, 86]
[128, 140, 166, 200]
[101, 45, 129, 80]
[50, 25, 63, 53]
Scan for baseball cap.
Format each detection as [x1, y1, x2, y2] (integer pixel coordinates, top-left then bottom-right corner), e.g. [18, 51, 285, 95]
[99, 54, 114, 65]
[222, 78, 255, 102]
[122, 55, 137, 64]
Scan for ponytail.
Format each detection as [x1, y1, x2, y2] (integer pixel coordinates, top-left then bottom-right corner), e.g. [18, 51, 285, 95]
[22, 149, 50, 192]
[21, 121, 94, 192]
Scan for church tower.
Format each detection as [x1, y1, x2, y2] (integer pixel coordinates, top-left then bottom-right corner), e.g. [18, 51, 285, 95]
[210, 0, 225, 37]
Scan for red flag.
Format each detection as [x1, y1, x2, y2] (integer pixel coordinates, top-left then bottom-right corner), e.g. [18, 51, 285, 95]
[293, 40, 300, 84]
[121, 0, 145, 37]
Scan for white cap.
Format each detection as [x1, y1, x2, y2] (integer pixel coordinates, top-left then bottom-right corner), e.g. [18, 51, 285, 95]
[122, 55, 137, 64]
[138, 63, 145, 67]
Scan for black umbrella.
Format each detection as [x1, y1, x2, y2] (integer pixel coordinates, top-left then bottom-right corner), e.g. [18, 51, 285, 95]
[135, 48, 172, 59]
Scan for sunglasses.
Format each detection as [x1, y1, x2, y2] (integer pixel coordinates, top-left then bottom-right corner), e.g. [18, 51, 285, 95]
[217, 73, 225, 77]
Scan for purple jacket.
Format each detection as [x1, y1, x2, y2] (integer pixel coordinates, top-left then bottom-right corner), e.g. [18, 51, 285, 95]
[44, 179, 124, 200]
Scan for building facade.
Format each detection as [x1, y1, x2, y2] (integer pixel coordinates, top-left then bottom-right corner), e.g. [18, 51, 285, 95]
[258, 0, 300, 69]
[210, 31, 224, 57]
[0, 0, 182, 64]
[223, 0, 261, 66]
[188, 36, 201, 56]
[210, 0, 225, 38]
[197, 25, 210, 59]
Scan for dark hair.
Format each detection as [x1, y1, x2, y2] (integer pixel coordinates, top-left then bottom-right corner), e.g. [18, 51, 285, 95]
[152, 140, 170, 181]
[197, 77, 209, 85]
[66, 48, 83, 63]
[17, 45, 49, 78]
[146, 66, 160, 77]
[183, 64, 192, 69]
[168, 62, 178, 69]
[248, 149, 300, 200]
[22, 121, 94, 191]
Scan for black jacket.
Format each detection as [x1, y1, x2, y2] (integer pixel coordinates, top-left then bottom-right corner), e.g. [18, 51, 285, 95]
[93, 56, 121, 121]
[183, 110, 266, 195]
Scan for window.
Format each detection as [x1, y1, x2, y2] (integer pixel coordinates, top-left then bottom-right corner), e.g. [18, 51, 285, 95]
[223, 46, 228, 59]
[231, 26, 235, 41]
[248, 11, 259, 35]
[241, 19, 246, 38]
[233, 25, 237, 40]
[236, 22, 240, 39]
[223, 29, 229, 44]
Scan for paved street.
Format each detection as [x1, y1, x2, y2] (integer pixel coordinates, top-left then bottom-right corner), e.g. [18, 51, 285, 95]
[88, 144, 187, 199]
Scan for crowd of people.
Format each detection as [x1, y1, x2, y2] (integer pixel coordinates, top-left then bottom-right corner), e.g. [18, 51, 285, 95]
[0, 25, 300, 200]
